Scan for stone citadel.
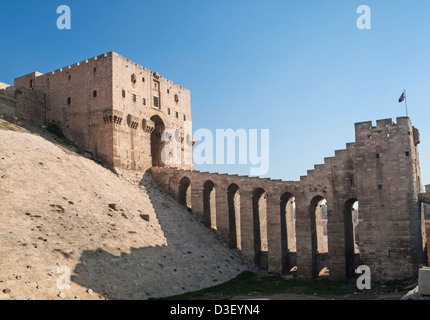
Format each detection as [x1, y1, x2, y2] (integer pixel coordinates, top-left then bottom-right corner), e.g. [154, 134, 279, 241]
[0, 52, 429, 281]
[0, 52, 192, 172]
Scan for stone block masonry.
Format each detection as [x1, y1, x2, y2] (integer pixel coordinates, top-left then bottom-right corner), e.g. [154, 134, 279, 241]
[151, 117, 427, 281]
[2, 52, 193, 173]
[0, 52, 427, 281]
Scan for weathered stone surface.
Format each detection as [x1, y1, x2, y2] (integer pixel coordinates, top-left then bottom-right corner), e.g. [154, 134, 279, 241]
[419, 193, 430, 204]
[151, 117, 428, 281]
[1, 52, 193, 173]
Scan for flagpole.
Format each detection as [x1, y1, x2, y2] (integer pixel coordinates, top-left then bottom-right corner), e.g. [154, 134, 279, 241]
[404, 89, 409, 118]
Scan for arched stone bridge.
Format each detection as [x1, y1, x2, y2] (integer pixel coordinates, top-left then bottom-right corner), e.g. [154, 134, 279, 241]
[150, 117, 428, 281]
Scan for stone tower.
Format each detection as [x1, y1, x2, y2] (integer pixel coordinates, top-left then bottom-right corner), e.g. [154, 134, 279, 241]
[151, 117, 427, 281]
[352, 118, 425, 279]
[2, 52, 193, 173]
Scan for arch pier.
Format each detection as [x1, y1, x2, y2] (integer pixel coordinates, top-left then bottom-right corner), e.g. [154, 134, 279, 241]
[150, 118, 427, 281]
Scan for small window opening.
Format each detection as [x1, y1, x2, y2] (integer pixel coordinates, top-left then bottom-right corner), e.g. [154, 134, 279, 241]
[122, 90, 126, 98]
[168, 108, 171, 115]
[175, 111, 179, 118]
[378, 184, 383, 190]
[405, 151, 410, 157]
[93, 90, 97, 98]
[376, 154, 380, 159]
[67, 97, 71, 105]
[132, 94, 137, 102]
[154, 96, 160, 108]
[143, 98, 146, 106]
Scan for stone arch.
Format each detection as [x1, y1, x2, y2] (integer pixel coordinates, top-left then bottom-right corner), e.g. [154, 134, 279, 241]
[178, 176, 191, 210]
[344, 198, 360, 279]
[253, 187, 267, 269]
[227, 183, 241, 250]
[203, 180, 216, 230]
[310, 195, 328, 278]
[280, 192, 297, 274]
[150, 115, 166, 167]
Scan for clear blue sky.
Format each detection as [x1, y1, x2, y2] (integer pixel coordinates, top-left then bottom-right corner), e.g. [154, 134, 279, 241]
[1, 0, 429, 186]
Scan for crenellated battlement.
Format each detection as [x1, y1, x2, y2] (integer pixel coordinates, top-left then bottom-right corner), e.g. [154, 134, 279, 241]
[49, 52, 113, 75]
[354, 117, 413, 145]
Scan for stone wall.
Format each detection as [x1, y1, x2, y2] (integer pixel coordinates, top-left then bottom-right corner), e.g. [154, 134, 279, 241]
[150, 167, 301, 275]
[0, 83, 17, 118]
[151, 117, 427, 281]
[13, 55, 114, 166]
[353, 118, 424, 279]
[111, 52, 193, 172]
[6, 52, 193, 172]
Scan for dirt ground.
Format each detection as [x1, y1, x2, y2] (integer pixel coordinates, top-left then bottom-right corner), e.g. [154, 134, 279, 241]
[0, 118, 250, 300]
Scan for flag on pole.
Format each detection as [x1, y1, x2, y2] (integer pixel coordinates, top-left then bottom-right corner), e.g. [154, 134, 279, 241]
[398, 90, 409, 117]
[398, 91, 406, 103]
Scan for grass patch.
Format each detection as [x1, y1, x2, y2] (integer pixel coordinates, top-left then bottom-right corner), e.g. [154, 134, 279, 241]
[155, 271, 359, 300]
[0, 121, 17, 131]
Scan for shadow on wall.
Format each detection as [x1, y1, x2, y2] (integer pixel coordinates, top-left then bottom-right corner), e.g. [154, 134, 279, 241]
[71, 171, 247, 300]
